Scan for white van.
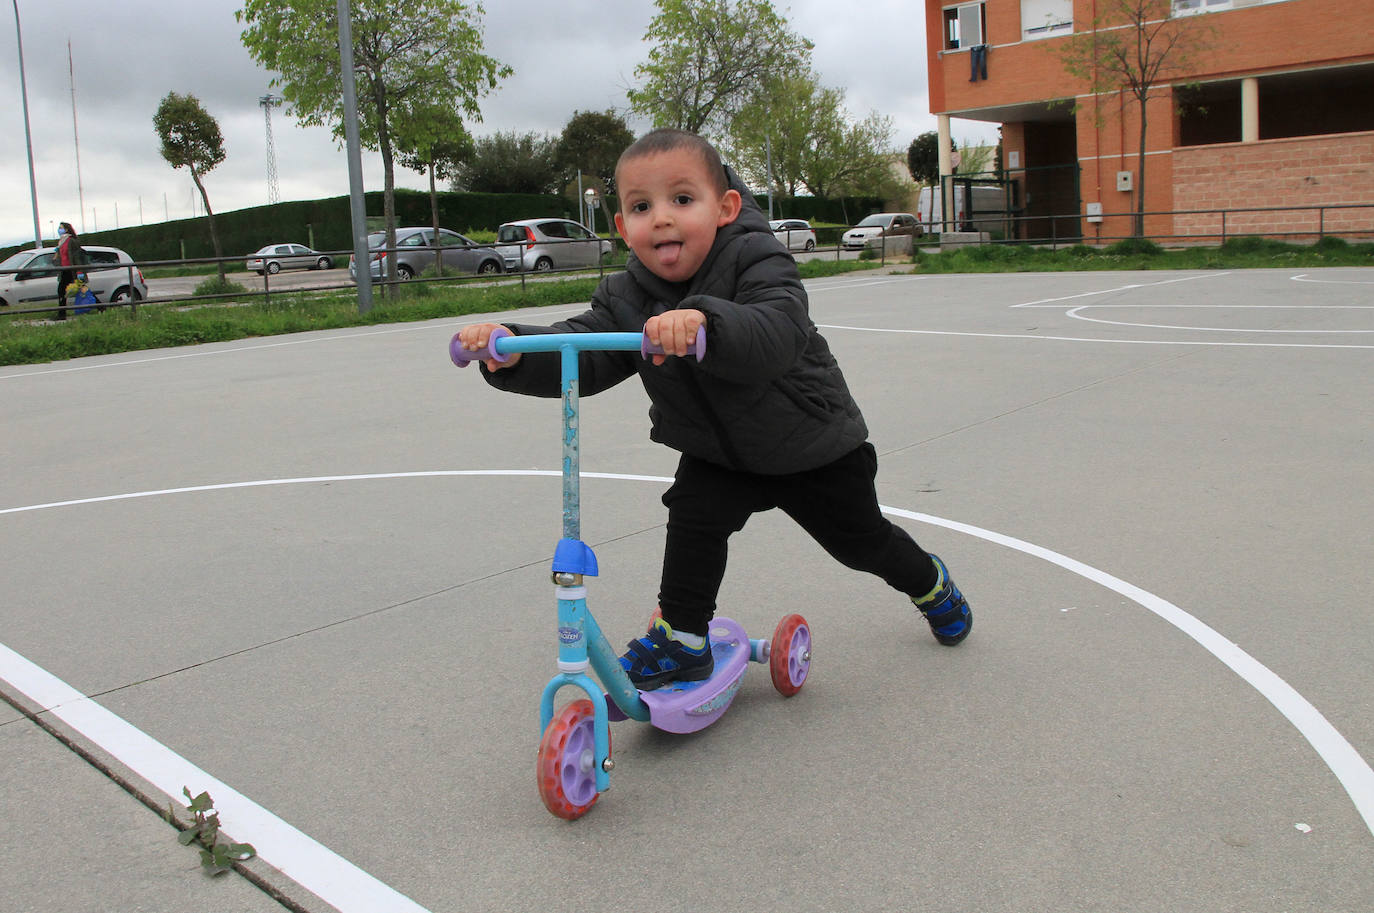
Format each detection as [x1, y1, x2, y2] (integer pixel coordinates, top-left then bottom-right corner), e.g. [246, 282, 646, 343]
[917, 184, 1009, 234]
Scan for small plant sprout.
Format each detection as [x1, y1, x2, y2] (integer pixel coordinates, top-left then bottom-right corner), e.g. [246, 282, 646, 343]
[178, 786, 256, 875]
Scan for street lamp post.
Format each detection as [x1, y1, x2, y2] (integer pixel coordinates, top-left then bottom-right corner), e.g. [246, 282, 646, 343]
[12, 0, 43, 249]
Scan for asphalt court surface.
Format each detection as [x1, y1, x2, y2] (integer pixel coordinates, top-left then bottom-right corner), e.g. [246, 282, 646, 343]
[2, 267, 1372, 912]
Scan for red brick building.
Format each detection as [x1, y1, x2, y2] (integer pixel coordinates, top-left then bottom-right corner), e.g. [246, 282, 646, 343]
[924, 0, 1374, 241]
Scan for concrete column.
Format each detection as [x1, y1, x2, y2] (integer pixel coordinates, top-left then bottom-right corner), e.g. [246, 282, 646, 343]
[1241, 77, 1259, 143]
[938, 114, 953, 233]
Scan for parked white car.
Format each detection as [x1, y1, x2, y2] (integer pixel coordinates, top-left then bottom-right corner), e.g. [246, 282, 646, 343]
[0, 245, 148, 310]
[840, 212, 920, 250]
[770, 219, 817, 252]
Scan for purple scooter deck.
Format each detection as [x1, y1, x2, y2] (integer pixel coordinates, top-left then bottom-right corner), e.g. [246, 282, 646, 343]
[608, 616, 751, 734]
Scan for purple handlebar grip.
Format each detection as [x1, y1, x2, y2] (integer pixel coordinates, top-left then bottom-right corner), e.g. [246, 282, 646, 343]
[449, 325, 512, 368]
[641, 325, 706, 362]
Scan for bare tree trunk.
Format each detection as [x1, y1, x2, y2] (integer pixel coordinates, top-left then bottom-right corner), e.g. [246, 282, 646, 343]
[1135, 96, 1148, 238]
[376, 86, 398, 299]
[429, 162, 444, 277]
[190, 166, 225, 283]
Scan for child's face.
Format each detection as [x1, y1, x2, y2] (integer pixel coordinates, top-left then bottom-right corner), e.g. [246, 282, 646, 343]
[614, 148, 742, 284]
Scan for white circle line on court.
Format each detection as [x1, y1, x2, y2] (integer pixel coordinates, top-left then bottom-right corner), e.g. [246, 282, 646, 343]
[1062, 304, 1374, 334]
[1292, 273, 1374, 285]
[3, 469, 1371, 853]
[818, 322, 1374, 349]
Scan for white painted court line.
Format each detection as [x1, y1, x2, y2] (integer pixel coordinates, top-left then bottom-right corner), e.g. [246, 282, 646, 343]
[4, 471, 1372, 844]
[0, 640, 432, 913]
[818, 323, 1374, 349]
[1292, 273, 1374, 285]
[1063, 304, 1374, 334]
[0, 308, 588, 381]
[1011, 272, 1230, 307]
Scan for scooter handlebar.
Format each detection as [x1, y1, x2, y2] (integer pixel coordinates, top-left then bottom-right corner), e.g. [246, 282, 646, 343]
[640, 325, 706, 361]
[449, 326, 513, 368]
[449, 326, 705, 368]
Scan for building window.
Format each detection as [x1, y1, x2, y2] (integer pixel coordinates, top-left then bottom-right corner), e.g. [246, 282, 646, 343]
[1172, 0, 1295, 16]
[1021, 0, 1072, 41]
[944, 2, 985, 50]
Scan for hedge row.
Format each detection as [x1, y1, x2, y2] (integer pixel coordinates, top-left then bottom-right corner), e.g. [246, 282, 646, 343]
[2, 189, 886, 264]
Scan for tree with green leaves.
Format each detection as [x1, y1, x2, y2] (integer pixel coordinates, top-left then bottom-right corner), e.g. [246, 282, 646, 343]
[555, 110, 635, 195]
[628, 0, 812, 139]
[237, 0, 510, 287]
[729, 74, 896, 201]
[1054, 0, 1219, 236]
[906, 131, 943, 190]
[727, 73, 831, 195]
[452, 132, 561, 194]
[153, 92, 228, 282]
[396, 108, 474, 276]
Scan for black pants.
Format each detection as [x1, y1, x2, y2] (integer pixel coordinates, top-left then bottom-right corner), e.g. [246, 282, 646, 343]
[657, 443, 937, 636]
[56, 269, 76, 320]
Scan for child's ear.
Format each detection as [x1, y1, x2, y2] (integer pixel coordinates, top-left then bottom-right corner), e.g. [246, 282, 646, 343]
[717, 189, 742, 226]
[613, 211, 627, 237]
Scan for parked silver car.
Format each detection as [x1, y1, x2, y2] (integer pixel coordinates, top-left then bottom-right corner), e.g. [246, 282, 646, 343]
[841, 212, 920, 250]
[495, 219, 615, 272]
[348, 227, 504, 282]
[246, 243, 333, 274]
[0, 245, 148, 309]
[770, 218, 817, 252]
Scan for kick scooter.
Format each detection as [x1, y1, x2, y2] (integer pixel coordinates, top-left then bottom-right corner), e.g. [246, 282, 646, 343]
[450, 326, 812, 820]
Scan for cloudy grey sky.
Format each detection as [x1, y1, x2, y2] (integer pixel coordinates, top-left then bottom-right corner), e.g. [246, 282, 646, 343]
[1, 0, 998, 247]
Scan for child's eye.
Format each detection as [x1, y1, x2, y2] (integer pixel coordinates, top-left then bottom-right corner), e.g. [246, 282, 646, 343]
[630, 201, 650, 213]
[673, 194, 693, 205]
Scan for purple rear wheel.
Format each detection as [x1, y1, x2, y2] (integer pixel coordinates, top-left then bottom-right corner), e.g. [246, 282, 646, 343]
[536, 700, 604, 820]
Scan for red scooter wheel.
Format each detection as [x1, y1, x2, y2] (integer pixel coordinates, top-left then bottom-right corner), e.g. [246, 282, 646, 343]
[769, 614, 811, 697]
[536, 700, 605, 820]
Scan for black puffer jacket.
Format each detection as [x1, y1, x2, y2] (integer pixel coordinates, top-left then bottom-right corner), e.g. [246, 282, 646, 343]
[481, 167, 868, 475]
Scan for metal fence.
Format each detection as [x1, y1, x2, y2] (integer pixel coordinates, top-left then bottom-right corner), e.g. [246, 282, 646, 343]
[956, 201, 1374, 249]
[5, 203, 1372, 321]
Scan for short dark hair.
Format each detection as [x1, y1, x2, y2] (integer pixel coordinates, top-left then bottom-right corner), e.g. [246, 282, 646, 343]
[615, 128, 728, 196]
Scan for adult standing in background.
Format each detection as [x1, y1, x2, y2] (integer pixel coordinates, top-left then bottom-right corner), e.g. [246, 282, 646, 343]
[54, 221, 87, 321]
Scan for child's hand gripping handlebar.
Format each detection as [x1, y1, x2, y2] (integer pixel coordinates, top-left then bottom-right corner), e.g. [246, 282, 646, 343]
[449, 326, 707, 368]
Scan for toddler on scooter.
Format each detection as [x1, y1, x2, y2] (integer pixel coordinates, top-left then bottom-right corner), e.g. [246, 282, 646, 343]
[456, 129, 970, 688]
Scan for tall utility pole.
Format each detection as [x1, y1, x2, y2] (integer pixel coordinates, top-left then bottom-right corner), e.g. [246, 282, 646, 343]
[12, 0, 42, 249]
[337, 0, 372, 313]
[259, 93, 283, 204]
[69, 39, 86, 231]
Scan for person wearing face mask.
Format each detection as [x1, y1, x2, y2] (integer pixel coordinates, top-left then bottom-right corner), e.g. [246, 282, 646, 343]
[54, 221, 87, 320]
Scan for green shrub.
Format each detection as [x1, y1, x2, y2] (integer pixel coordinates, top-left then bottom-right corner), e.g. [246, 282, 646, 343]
[192, 276, 250, 297]
[1106, 237, 1164, 256]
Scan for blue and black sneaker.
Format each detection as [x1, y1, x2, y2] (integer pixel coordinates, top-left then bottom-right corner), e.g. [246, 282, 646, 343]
[912, 554, 971, 645]
[619, 618, 714, 689]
